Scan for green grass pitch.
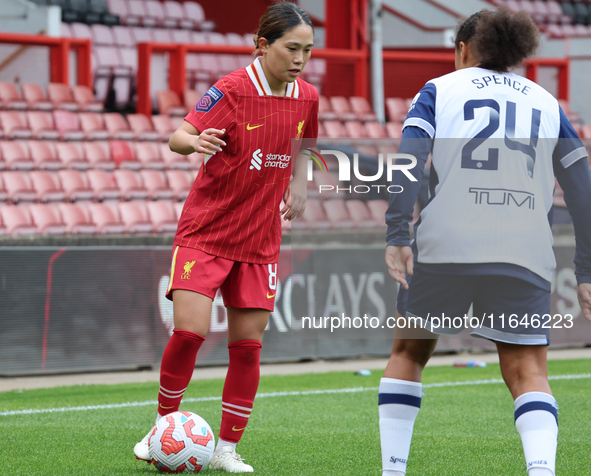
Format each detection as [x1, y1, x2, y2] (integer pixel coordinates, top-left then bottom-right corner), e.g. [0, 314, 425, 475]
[1, 359, 590, 475]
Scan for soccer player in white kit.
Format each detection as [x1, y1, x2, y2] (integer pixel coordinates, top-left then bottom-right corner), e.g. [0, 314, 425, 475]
[380, 8, 591, 476]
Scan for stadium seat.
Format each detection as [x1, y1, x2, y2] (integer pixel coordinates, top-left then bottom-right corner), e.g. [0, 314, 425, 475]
[2, 171, 36, 202]
[55, 142, 89, 169]
[53, 110, 85, 140]
[329, 97, 357, 121]
[112, 25, 135, 47]
[71, 85, 103, 112]
[317, 121, 327, 138]
[57, 169, 94, 201]
[0, 204, 37, 234]
[152, 28, 173, 43]
[173, 200, 184, 219]
[126, 113, 160, 141]
[114, 169, 148, 199]
[110, 140, 140, 169]
[323, 120, 348, 139]
[20, 83, 53, 110]
[83, 141, 115, 170]
[156, 90, 187, 116]
[87, 169, 121, 200]
[118, 201, 153, 233]
[103, 112, 135, 140]
[145, 1, 168, 28]
[69, 22, 92, 40]
[0, 111, 31, 139]
[140, 170, 174, 199]
[78, 112, 109, 140]
[26, 141, 61, 170]
[292, 198, 331, 230]
[344, 121, 368, 138]
[30, 171, 65, 202]
[164, 1, 194, 30]
[171, 29, 192, 44]
[349, 97, 378, 122]
[0, 82, 27, 110]
[183, 1, 215, 31]
[87, 202, 125, 233]
[159, 143, 190, 169]
[385, 98, 409, 123]
[146, 200, 178, 233]
[364, 121, 388, 139]
[130, 26, 154, 44]
[165, 169, 193, 199]
[60, 22, 72, 37]
[386, 122, 403, 139]
[367, 199, 388, 226]
[152, 114, 177, 139]
[318, 96, 337, 121]
[47, 83, 78, 111]
[323, 199, 355, 228]
[134, 141, 164, 169]
[56, 202, 96, 234]
[26, 111, 59, 139]
[0, 141, 34, 170]
[0, 174, 6, 201]
[345, 200, 378, 228]
[93, 46, 133, 107]
[108, 0, 136, 26]
[127, 0, 155, 27]
[27, 203, 67, 234]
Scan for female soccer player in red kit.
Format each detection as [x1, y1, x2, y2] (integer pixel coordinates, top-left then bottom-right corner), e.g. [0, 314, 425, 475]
[133, 2, 318, 472]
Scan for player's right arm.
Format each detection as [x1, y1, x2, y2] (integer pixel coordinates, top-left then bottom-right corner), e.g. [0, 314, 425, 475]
[168, 121, 226, 156]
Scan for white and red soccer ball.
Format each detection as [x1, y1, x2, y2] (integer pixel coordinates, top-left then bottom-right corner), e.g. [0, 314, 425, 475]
[149, 411, 215, 473]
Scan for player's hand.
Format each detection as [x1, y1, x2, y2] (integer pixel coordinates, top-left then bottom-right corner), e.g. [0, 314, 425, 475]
[577, 283, 591, 322]
[280, 177, 307, 221]
[385, 245, 414, 290]
[192, 128, 226, 154]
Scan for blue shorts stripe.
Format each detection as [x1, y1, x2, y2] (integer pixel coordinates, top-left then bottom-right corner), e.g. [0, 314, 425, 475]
[378, 393, 422, 408]
[514, 401, 558, 424]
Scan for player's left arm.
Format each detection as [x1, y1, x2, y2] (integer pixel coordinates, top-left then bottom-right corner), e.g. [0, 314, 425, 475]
[553, 107, 591, 321]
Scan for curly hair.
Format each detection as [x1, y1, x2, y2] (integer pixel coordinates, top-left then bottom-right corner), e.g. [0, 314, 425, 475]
[455, 7, 540, 72]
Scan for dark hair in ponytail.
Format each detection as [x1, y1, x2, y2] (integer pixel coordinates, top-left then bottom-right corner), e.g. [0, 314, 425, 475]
[455, 7, 540, 72]
[252, 1, 313, 55]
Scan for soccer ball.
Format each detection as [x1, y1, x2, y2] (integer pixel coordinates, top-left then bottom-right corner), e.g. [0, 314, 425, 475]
[149, 411, 215, 473]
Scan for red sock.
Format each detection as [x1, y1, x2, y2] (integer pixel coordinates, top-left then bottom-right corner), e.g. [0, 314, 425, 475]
[158, 329, 205, 416]
[219, 340, 262, 443]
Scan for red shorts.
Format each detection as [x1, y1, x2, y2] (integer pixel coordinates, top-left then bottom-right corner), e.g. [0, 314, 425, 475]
[166, 246, 278, 311]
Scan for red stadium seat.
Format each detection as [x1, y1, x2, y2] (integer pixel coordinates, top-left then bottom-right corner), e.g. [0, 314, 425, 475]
[2, 171, 36, 202]
[110, 140, 140, 169]
[367, 199, 388, 226]
[46, 83, 78, 111]
[344, 121, 368, 138]
[57, 170, 94, 201]
[21, 83, 53, 111]
[0, 111, 31, 139]
[56, 202, 96, 234]
[145, 1, 167, 28]
[317, 121, 327, 138]
[171, 29, 193, 44]
[0, 82, 27, 110]
[0, 141, 34, 170]
[349, 96, 378, 122]
[156, 91, 187, 116]
[130, 26, 154, 44]
[87, 202, 125, 233]
[78, 112, 109, 140]
[70, 22, 92, 40]
[164, 1, 195, 30]
[71, 85, 103, 112]
[55, 142, 88, 169]
[323, 120, 348, 139]
[146, 200, 178, 233]
[90, 23, 115, 46]
[323, 199, 355, 228]
[117, 201, 153, 233]
[152, 114, 177, 139]
[83, 141, 115, 170]
[182, 89, 200, 113]
[103, 112, 135, 140]
[26, 111, 59, 140]
[27, 141, 61, 170]
[386, 122, 403, 139]
[165, 169, 193, 200]
[330, 97, 357, 121]
[134, 141, 164, 169]
[108, 0, 136, 26]
[139, 170, 174, 199]
[126, 113, 160, 141]
[318, 95, 337, 121]
[365, 121, 388, 139]
[93, 46, 133, 108]
[114, 169, 148, 199]
[27, 203, 67, 235]
[345, 200, 378, 228]
[183, 1, 215, 31]
[291, 198, 331, 230]
[87, 169, 121, 200]
[385, 98, 409, 123]
[0, 204, 37, 234]
[53, 110, 85, 140]
[152, 28, 173, 44]
[112, 25, 135, 47]
[60, 22, 72, 37]
[127, 0, 155, 27]
[30, 171, 65, 202]
[159, 143, 190, 169]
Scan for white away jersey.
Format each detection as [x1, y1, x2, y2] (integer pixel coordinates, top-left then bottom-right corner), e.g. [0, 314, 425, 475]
[402, 67, 588, 282]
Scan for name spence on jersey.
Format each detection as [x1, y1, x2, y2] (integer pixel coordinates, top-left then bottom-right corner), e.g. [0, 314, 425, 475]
[471, 74, 532, 95]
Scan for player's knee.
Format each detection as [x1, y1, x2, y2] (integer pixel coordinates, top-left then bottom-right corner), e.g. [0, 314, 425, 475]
[391, 340, 434, 365]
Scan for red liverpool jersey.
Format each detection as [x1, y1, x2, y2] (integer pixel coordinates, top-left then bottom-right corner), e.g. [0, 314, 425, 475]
[175, 57, 319, 264]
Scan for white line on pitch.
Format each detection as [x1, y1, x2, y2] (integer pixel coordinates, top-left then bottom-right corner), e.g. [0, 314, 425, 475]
[1, 373, 590, 417]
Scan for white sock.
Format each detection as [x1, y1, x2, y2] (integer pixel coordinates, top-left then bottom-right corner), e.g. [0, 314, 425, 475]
[214, 437, 237, 455]
[379, 378, 424, 475]
[514, 392, 558, 476]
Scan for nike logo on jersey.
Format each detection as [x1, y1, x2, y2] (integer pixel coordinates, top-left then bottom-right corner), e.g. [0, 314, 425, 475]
[267, 293, 276, 299]
[232, 426, 246, 431]
[246, 123, 264, 130]
[159, 404, 175, 409]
